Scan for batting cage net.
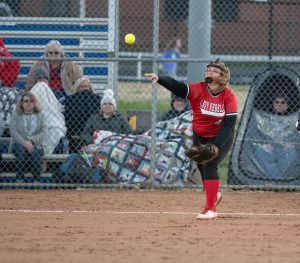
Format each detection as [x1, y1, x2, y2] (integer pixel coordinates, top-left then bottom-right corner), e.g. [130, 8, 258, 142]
[0, 0, 299, 190]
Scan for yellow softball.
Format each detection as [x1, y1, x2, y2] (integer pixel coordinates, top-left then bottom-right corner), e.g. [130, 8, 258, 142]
[125, 33, 136, 45]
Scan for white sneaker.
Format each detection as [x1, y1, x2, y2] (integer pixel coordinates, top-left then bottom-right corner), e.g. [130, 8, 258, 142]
[196, 209, 218, 220]
[215, 192, 223, 207]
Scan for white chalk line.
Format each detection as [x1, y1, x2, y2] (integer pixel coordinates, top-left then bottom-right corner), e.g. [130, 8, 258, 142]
[0, 209, 300, 217]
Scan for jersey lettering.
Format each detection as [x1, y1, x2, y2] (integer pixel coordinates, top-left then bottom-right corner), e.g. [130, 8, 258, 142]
[200, 100, 225, 117]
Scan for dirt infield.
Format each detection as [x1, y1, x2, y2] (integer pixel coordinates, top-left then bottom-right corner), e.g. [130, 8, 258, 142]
[0, 189, 299, 263]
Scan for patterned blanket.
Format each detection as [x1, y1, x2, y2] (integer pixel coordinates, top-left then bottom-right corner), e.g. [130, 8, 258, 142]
[62, 111, 197, 186]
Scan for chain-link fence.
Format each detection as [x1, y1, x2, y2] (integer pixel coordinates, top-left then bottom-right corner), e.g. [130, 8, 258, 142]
[0, 0, 299, 190]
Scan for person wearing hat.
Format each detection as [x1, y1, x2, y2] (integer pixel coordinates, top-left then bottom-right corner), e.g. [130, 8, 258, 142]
[80, 89, 131, 146]
[161, 93, 190, 121]
[145, 59, 238, 220]
[0, 37, 20, 87]
[26, 40, 82, 99]
[29, 66, 66, 155]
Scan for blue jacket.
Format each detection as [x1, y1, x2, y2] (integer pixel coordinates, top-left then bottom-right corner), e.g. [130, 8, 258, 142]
[161, 50, 180, 76]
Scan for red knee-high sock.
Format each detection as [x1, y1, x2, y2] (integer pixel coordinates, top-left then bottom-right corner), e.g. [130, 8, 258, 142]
[203, 180, 220, 211]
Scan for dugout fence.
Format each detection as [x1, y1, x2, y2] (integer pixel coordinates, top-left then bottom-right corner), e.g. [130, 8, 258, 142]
[0, 0, 300, 190]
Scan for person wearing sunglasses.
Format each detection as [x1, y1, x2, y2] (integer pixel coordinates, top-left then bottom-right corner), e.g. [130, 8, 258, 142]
[272, 96, 289, 115]
[9, 92, 46, 182]
[26, 40, 82, 100]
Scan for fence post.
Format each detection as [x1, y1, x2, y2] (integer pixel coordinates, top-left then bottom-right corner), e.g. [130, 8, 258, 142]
[149, 0, 160, 185]
[187, 0, 211, 81]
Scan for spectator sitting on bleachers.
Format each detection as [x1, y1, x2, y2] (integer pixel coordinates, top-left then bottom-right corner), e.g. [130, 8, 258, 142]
[65, 77, 102, 152]
[80, 89, 131, 146]
[0, 38, 21, 129]
[161, 93, 190, 121]
[9, 92, 46, 181]
[0, 37, 20, 88]
[26, 40, 82, 100]
[29, 66, 67, 155]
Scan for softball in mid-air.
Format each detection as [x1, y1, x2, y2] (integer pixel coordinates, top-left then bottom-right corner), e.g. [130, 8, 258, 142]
[125, 33, 135, 45]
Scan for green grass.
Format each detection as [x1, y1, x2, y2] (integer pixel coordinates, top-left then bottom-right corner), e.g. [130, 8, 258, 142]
[118, 100, 170, 114]
[231, 84, 250, 92]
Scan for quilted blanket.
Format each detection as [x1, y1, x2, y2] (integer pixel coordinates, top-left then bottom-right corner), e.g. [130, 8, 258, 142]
[79, 111, 196, 186]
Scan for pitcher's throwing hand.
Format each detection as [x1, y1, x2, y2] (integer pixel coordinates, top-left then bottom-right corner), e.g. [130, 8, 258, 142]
[144, 73, 158, 84]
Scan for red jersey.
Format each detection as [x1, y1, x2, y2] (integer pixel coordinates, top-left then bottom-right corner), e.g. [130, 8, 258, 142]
[49, 64, 63, 91]
[187, 82, 238, 138]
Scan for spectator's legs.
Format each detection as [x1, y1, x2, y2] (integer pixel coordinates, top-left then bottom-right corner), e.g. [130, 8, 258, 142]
[12, 143, 27, 180]
[30, 148, 44, 179]
[50, 137, 64, 177]
[69, 137, 82, 153]
[53, 137, 64, 154]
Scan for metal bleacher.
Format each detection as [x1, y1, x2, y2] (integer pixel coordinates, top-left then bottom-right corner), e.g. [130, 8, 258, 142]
[0, 15, 116, 94]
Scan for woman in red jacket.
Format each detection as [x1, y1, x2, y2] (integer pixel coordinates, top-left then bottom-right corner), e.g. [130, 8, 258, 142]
[0, 38, 20, 87]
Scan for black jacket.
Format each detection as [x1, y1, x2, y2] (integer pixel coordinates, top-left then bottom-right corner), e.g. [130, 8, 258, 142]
[65, 90, 102, 137]
[80, 112, 132, 145]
